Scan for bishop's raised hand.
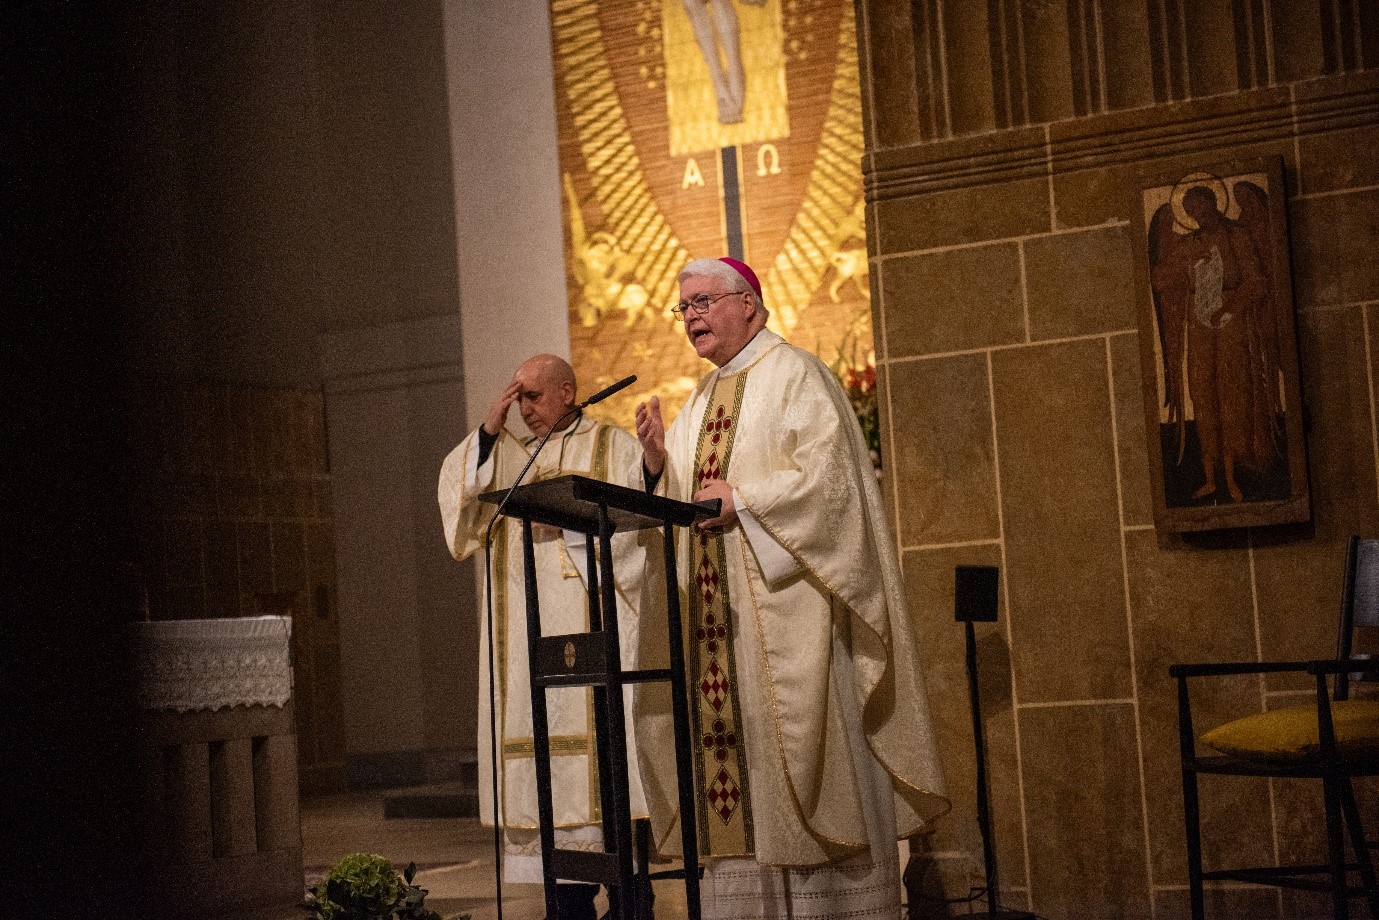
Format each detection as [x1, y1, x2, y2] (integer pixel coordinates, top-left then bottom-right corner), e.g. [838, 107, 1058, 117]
[635, 395, 666, 476]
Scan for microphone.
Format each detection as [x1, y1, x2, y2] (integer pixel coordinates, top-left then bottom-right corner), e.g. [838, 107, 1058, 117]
[579, 374, 637, 409]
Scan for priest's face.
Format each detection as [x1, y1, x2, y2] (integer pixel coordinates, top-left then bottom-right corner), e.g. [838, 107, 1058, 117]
[514, 357, 576, 438]
[679, 274, 759, 367]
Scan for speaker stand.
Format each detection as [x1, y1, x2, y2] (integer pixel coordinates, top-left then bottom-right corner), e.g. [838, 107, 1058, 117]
[965, 617, 1035, 920]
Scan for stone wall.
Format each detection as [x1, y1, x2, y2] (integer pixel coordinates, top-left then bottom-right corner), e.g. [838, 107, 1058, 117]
[856, 1, 1378, 916]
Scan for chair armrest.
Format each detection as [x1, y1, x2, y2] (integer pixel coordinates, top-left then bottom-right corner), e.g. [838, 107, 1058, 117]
[1306, 658, 1379, 677]
[1169, 661, 1310, 679]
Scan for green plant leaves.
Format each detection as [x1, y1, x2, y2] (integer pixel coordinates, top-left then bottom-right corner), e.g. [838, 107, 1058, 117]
[305, 853, 449, 920]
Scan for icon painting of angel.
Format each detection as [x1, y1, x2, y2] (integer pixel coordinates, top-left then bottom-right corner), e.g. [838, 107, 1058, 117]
[1131, 157, 1310, 534]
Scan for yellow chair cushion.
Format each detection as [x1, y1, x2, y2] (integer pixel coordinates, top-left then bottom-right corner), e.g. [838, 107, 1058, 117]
[1201, 700, 1379, 762]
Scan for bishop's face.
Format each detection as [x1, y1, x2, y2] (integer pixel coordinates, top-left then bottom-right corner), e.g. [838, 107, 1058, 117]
[679, 275, 757, 367]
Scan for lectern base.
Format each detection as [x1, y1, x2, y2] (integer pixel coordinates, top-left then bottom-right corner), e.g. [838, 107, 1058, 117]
[554, 882, 600, 920]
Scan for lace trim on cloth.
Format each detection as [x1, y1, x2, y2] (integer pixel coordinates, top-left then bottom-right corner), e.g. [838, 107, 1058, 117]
[702, 846, 900, 920]
[130, 616, 293, 712]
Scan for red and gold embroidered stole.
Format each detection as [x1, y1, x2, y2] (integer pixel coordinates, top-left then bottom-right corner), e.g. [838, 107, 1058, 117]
[687, 372, 754, 856]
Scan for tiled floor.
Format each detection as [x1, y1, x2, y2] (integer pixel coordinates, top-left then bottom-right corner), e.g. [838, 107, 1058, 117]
[301, 792, 689, 920]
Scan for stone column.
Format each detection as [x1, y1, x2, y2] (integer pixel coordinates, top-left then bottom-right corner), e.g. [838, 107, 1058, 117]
[319, 313, 476, 788]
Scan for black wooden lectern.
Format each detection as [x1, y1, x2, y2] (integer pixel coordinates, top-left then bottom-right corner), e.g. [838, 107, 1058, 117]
[481, 474, 714, 920]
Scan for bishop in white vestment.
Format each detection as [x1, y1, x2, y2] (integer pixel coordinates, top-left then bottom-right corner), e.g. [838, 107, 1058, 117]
[438, 354, 646, 910]
[633, 260, 949, 920]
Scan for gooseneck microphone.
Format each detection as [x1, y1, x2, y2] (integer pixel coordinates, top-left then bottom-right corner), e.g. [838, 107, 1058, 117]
[579, 373, 637, 409]
[479, 373, 635, 918]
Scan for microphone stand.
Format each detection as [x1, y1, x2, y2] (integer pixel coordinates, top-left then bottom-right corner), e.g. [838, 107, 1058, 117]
[478, 374, 635, 919]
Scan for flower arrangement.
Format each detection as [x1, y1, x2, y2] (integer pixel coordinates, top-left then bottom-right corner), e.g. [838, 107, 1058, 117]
[830, 338, 881, 473]
[305, 853, 454, 920]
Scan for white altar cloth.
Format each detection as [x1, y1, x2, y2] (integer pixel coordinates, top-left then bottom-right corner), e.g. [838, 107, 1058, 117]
[130, 616, 293, 712]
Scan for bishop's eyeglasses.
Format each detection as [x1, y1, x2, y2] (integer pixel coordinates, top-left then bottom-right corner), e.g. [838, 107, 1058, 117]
[671, 290, 745, 320]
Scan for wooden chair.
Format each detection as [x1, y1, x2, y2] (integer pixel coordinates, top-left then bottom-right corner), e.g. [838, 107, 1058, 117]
[1170, 535, 1379, 920]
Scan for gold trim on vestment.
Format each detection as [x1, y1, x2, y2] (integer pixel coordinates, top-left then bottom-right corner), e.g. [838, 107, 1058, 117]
[591, 423, 611, 480]
[504, 734, 593, 758]
[449, 438, 474, 561]
[685, 372, 754, 857]
[588, 421, 612, 822]
[710, 337, 786, 381]
[557, 542, 581, 578]
[586, 614, 601, 824]
[492, 513, 509, 732]
[587, 686, 602, 823]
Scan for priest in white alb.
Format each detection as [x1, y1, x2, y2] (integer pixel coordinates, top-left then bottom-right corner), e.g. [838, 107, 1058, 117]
[631, 258, 949, 919]
[438, 353, 647, 920]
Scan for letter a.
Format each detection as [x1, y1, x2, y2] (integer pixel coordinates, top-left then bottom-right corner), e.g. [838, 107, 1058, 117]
[682, 158, 705, 189]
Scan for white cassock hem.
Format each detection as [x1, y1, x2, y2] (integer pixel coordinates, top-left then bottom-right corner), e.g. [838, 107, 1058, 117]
[502, 824, 605, 884]
[699, 624, 901, 919]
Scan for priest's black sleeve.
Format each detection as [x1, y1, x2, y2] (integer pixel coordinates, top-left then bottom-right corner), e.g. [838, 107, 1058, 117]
[643, 463, 662, 492]
[476, 426, 497, 467]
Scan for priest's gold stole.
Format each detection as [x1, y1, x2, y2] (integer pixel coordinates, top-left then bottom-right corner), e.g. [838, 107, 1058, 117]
[549, 0, 876, 429]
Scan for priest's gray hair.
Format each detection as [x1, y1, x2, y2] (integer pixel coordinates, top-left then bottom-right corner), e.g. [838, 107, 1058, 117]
[679, 258, 769, 318]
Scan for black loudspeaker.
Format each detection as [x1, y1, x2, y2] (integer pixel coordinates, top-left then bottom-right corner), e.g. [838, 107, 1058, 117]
[953, 565, 1033, 920]
[954, 565, 999, 622]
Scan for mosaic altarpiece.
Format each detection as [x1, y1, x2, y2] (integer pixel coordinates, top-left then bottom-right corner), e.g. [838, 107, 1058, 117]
[551, 0, 875, 430]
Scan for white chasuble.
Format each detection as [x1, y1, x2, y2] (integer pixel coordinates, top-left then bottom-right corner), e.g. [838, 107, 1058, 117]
[439, 414, 646, 881]
[632, 330, 949, 896]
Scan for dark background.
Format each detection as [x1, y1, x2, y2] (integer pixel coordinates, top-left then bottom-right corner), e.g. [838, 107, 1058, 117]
[6, 2, 146, 911]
